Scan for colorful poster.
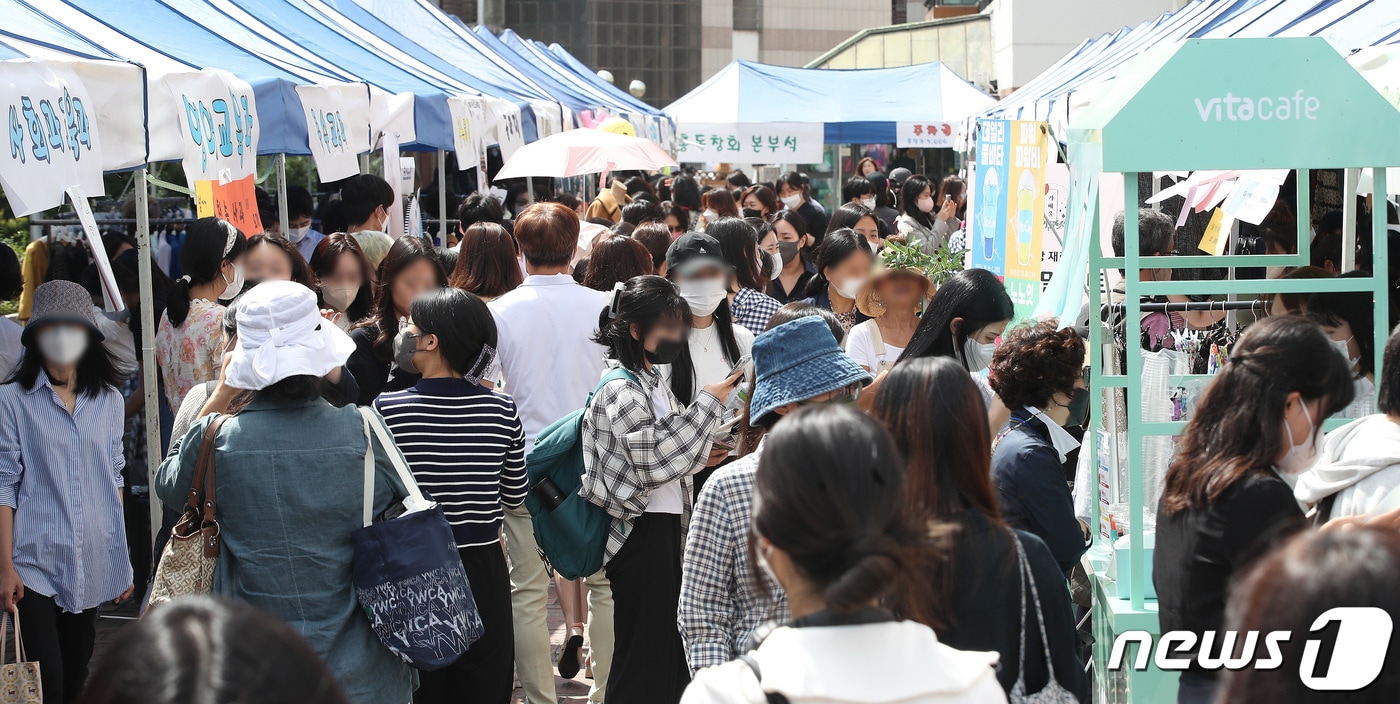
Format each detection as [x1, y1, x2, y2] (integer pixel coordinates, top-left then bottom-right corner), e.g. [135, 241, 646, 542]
[194, 174, 263, 237]
[163, 69, 257, 187]
[1004, 121, 1050, 318]
[896, 121, 956, 149]
[0, 60, 104, 216]
[675, 123, 824, 164]
[970, 119, 1009, 277]
[296, 83, 370, 182]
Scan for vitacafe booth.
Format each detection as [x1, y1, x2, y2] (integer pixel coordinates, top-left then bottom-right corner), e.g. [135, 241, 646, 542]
[1050, 37, 1400, 701]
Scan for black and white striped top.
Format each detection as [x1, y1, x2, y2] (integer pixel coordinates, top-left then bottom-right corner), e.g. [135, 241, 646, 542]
[375, 377, 528, 548]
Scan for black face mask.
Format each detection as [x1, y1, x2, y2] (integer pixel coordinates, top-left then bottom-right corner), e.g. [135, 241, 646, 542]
[1061, 387, 1090, 427]
[645, 337, 686, 365]
[742, 208, 763, 219]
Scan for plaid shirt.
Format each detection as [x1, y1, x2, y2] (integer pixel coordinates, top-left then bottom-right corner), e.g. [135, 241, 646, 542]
[678, 442, 790, 673]
[580, 361, 725, 563]
[731, 287, 782, 334]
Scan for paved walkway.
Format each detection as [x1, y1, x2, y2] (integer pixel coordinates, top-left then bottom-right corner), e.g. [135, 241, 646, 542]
[93, 580, 595, 703]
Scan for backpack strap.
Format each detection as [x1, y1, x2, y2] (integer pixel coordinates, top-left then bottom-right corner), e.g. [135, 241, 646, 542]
[737, 654, 791, 704]
[587, 367, 639, 405]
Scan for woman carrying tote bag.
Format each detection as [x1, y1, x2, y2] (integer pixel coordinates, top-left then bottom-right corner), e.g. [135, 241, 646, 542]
[157, 281, 415, 704]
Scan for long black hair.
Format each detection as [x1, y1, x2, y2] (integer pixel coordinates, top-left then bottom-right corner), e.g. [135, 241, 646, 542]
[825, 202, 878, 236]
[410, 288, 497, 377]
[7, 326, 122, 398]
[709, 217, 765, 292]
[593, 275, 691, 374]
[665, 263, 744, 402]
[898, 268, 1013, 367]
[670, 174, 703, 213]
[360, 236, 447, 362]
[804, 228, 873, 299]
[167, 218, 246, 327]
[309, 233, 375, 323]
[1307, 269, 1377, 378]
[900, 175, 935, 229]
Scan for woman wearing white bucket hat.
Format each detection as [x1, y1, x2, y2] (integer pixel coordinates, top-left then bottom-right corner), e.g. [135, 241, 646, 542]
[0, 280, 135, 703]
[157, 281, 415, 704]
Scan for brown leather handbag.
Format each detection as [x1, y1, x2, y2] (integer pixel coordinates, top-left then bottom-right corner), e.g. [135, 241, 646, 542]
[147, 414, 231, 608]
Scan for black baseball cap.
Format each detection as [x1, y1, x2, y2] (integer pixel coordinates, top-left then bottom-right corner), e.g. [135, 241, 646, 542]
[666, 232, 732, 277]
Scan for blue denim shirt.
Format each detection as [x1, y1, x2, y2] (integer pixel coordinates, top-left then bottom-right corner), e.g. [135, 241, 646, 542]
[0, 372, 131, 613]
[157, 397, 414, 704]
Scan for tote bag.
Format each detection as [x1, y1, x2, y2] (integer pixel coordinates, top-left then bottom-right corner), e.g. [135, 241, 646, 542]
[0, 611, 41, 703]
[148, 415, 230, 607]
[351, 408, 483, 670]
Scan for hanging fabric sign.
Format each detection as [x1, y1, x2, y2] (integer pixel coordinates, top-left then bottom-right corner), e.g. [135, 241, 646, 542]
[296, 83, 370, 182]
[164, 69, 258, 187]
[0, 60, 104, 216]
[370, 89, 416, 147]
[194, 175, 263, 237]
[676, 123, 823, 163]
[528, 100, 563, 138]
[896, 122, 956, 149]
[447, 96, 486, 171]
[381, 131, 405, 239]
[487, 99, 525, 161]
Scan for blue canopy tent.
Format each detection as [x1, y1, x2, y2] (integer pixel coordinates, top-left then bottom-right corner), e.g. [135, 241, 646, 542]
[497, 30, 660, 118]
[664, 60, 995, 144]
[543, 41, 662, 117]
[469, 24, 626, 120]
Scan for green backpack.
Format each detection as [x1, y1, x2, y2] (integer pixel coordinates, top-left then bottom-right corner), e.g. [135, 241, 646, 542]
[524, 368, 635, 580]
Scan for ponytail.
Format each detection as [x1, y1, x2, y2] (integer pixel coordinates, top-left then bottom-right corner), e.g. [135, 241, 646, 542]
[668, 299, 743, 402]
[167, 218, 245, 327]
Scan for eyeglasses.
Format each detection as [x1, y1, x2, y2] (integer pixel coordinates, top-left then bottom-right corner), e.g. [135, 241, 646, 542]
[669, 226, 685, 234]
[797, 384, 861, 406]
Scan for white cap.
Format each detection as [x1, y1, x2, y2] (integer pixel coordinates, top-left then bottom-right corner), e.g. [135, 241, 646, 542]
[224, 281, 356, 391]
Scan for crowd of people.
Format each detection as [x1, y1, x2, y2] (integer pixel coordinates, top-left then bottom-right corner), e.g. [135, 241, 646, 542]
[0, 165, 1398, 704]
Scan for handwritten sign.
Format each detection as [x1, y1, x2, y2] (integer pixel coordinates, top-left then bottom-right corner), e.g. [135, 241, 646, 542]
[0, 60, 104, 216]
[896, 121, 956, 149]
[447, 96, 487, 172]
[487, 99, 525, 161]
[195, 175, 263, 237]
[528, 100, 563, 138]
[163, 69, 258, 187]
[1197, 208, 1233, 256]
[676, 122, 823, 163]
[1220, 177, 1279, 226]
[296, 83, 370, 182]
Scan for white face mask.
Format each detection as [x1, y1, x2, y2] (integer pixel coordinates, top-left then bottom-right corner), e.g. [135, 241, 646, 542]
[766, 249, 783, 280]
[678, 277, 728, 317]
[702, 209, 718, 220]
[752, 534, 783, 591]
[834, 277, 865, 301]
[38, 326, 89, 366]
[861, 196, 877, 210]
[321, 285, 357, 312]
[1332, 336, 1360, 370]
[287, 225, 311, 243]
[1027, 405, 1082, 462]
[780, 193, 803, 210]
[1277, 402, 1321, 477]
[219, 263, 244, 302]
[962, 336, 997, 372]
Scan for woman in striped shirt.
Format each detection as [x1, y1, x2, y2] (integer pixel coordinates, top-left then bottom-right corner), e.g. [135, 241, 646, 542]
[374, 288, 527, 704]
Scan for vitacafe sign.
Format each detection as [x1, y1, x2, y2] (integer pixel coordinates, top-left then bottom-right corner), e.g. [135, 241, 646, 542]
[1194, 89, 1320, 122]
[1109, 607, 1393, 691]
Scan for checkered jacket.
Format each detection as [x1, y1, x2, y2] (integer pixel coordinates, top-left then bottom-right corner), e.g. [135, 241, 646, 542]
[678, 442, 790, 673]
[580, 361, 725, 564]
[731, 287, 782, 335]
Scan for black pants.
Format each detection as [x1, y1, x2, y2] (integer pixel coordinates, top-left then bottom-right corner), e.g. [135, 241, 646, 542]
[414, 543, 515, 704]
[16, 592, 98, 704]
[604, 512, 689, 704]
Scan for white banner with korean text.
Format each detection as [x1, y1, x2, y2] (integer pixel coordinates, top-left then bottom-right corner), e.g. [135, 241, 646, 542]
[0, 60, 104, 216]
[487, 99, 525, 161]
[163, 69, 258, 186]
[296, 83, 371, 182]
[447, 96, 489, 172]
[676, 122, 823, 163]
[896, 121, 956, 149]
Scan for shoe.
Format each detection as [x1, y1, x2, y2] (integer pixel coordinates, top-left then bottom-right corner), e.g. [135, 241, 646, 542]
[558, 625, 585, 679]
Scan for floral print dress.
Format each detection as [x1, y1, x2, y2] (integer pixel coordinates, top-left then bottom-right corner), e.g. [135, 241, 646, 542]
[156, 298, 225, 414]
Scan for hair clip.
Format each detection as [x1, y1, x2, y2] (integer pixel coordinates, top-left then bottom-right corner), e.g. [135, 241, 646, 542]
[465, 344, 497, 385]
[607, 281, 625, 319]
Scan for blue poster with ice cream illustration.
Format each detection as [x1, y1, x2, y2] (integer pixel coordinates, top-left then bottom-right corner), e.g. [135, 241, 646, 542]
[971, 119, 1009, 277]
[972, 119, 1048, 320]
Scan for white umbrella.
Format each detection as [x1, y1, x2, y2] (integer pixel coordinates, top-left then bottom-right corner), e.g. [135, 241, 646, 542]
[493, 128, 677, 180]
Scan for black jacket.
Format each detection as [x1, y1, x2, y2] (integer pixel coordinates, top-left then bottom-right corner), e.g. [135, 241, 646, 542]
[991, 411, 1088, 573]
[347, 324, 420, 406]
[940, 509, 1090, 701]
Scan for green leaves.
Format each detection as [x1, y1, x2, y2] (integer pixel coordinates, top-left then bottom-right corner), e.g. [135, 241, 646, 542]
[881, 237, 967, 287]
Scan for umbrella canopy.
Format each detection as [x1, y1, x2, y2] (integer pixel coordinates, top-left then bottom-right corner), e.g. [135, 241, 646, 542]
[493, 128, 676, 179]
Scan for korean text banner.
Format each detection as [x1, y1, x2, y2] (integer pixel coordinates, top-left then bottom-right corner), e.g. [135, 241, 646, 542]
[296, 83, 371, 183]
[677, 123, 823, 163]
[488, 99, 525, 161]
[447, 96, 489, 172]
[971, 120, 1010, 278]
[1, 60, 104, 216]
[970, 119, 1049, 319]
[164, 69, 258, 187]
[896, 122, 956, 149]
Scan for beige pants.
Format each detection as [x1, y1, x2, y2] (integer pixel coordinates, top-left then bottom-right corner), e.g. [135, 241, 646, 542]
[503, 505, 615, 704]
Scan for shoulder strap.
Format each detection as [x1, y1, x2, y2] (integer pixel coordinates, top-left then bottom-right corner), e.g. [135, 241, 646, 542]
[587, 367, 638, 405]
[863, 321, 888, 359]
[188, 414, 230, 519]
[358, 406, 427, 527]
[737, 654, 791, 704]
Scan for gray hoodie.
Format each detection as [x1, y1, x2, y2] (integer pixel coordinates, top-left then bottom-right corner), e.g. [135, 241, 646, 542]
[1295, 415, 1400, 519]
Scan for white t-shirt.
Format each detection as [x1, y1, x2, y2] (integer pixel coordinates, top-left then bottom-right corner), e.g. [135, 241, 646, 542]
[845, 321, 904, 373]
[489, 274, 610, 449]
[662, 322, 755, 403]
[645, 383, 685, 514]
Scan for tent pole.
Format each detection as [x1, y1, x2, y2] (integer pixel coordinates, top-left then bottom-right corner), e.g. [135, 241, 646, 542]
[135, 168, 162, 553]
[438, 149, 448, 247]
[1342, 167, 1359, 272]
[526, 178, 536, 205]
[276, 154, 289, 237]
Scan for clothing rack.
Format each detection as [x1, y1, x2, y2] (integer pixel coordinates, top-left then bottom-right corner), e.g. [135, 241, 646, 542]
[1102, 299, 1265, 314]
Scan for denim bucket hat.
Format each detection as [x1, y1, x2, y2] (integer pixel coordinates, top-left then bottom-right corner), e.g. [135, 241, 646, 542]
[750, 316, 873, 422]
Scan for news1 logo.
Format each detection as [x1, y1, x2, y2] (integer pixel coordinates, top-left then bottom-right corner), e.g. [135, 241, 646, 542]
[1109, 607, 1393, 691]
